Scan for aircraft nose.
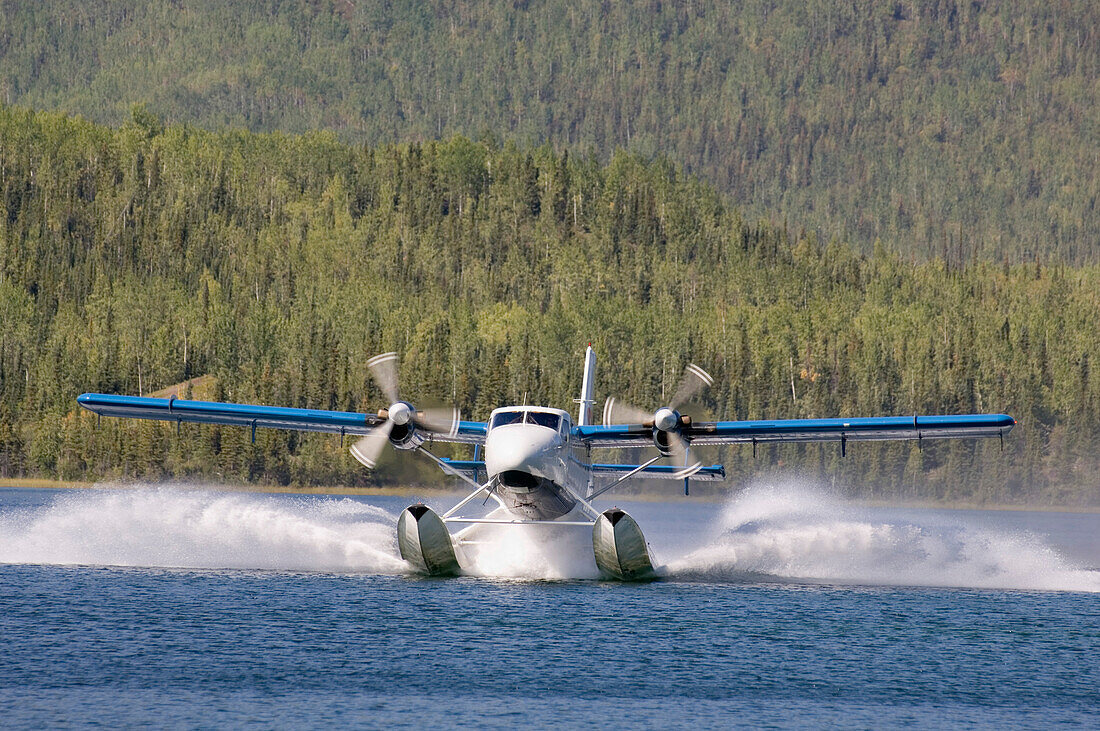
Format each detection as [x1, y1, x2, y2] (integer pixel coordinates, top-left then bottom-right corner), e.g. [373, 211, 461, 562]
[484, 425, 561, 476]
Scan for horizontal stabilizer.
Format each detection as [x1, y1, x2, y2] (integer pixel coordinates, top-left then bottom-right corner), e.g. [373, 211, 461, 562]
[590, 463, 725, 481]
[439, 459, 726, 482]
[438, 458, 485, 481]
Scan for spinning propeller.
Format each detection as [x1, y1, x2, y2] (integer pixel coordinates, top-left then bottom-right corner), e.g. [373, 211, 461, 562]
[602, 363, 714, 475]
[348, 352, 460, 469]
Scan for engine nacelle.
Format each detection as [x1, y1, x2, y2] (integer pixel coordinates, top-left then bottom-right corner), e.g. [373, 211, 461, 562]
[651, 408, 691, 457]
[652, 427, 679, 457]
[389, 421, 425, 451]
[378, 401, 426, 451]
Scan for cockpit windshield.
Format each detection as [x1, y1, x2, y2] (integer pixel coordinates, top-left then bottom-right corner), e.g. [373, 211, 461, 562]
[526, 412, 560, 430]
[490, 411, 524, 429]
[490, 410, 562, 431]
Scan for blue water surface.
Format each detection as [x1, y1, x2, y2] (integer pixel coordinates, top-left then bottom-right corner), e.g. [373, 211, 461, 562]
[2, 486, 1098, 728]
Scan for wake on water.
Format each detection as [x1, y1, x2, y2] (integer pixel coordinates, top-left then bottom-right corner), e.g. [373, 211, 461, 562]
[1, 484, 1096, 592]
[667, 484, 1100, 593]
[0, 488, 407, 573]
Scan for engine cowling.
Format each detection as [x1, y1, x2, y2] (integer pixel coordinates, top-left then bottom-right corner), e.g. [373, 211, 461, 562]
[380, 402, 427, 451]
[650, 407, 689, 457]
[388, 421, 425, 450]
[651, 426, 677, 457]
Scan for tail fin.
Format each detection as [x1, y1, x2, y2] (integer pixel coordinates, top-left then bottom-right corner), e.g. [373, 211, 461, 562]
[577, 345, 596, 426]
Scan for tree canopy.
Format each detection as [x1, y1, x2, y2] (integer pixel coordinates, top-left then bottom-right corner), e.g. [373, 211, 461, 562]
[1, 0, 1097, 262]
[0, 106, 1097, 504]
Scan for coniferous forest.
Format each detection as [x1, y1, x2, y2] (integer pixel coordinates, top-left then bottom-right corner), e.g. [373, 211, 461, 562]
[1, 0, 1097, 263]
[0, 1, 1097, 503]
[1, 106, 1098, 504]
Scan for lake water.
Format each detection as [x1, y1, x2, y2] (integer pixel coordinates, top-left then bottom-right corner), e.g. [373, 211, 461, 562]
[1, 484, 1098, 728]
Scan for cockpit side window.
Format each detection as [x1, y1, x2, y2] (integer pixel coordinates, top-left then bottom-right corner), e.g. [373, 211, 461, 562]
[526, 412, 561, 430]
[490, 411, 525, 429]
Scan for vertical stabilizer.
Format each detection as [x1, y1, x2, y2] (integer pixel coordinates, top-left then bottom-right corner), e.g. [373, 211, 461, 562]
[577, 345, 597, 426]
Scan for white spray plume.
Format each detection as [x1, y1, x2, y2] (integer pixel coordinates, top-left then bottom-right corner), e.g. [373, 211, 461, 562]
[666, 482, 1100, 593]
[3, 483, 1096, 591]
[0, 486, 407, 573]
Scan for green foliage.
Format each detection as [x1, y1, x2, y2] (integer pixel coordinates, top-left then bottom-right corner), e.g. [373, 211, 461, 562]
[0, 106, 1098, 503]
[1, 0, 1097, 263]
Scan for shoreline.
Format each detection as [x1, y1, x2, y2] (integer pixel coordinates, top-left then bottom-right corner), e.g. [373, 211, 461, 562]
[2, 477, 1098, 513]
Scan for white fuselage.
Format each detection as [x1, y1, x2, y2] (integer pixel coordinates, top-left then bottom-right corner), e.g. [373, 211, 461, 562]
[483, 406, 588, 520]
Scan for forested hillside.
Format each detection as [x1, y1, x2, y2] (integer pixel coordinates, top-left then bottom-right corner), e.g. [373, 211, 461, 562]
[1, 106, 1097, 503]
[1, 0, 1096, 262]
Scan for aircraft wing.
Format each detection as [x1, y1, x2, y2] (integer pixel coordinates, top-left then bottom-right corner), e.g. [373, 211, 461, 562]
[76, 393, 488, 445]
[575, 413, 1016, 448]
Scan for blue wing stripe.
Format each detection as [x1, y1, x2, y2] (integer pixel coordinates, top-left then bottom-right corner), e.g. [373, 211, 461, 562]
[77, 393, 488, 443]
[576, 413, 1015, 447]
[707, 413, 1015, 438]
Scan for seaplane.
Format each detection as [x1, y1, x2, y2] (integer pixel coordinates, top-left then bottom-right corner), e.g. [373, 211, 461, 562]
[77, 347, 1015, 579]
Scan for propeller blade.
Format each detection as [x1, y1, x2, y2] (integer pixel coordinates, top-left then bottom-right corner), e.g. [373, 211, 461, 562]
[670, 363, 714, 411]
[666, 430, 703, 478]
[602, 397, 652, 426]
[366, 352, 401, 405]
[349, 420, 394, 469]
[417, 404, 461, 437]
